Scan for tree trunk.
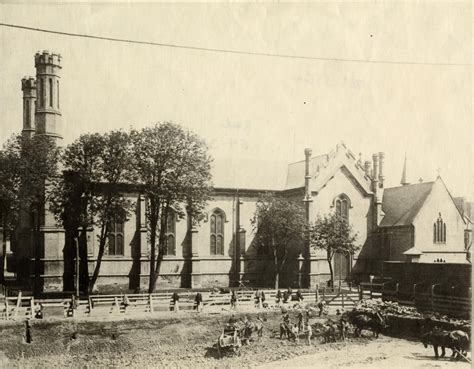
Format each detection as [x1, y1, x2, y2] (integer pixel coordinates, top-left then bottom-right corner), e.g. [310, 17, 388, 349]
[327, 250, 334, 289]
[78, 227, 89, 292]
[33, 203, 42, 297]
[148, 198, 159, 293]
[0, 222, 7, 284]
[151, 202, 170, 291]
[273, 247, 279, 289]
[88, 221, 108, 294]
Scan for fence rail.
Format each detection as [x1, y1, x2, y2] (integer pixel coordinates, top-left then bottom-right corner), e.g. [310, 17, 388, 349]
[0, 284, 362, 320]
[360, 282, 471, 319]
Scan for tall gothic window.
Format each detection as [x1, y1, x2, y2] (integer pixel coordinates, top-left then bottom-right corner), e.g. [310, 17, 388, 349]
[49, 78, 53, 107]
[25, 100, 30, 127]
[108, 219, 124, 255]
[164, 211, 176, 256]
[210, 209, 225, 255]
[39, 79, 44, 107]
[335, 194, 350, 221]
[433, 213, 446, 244]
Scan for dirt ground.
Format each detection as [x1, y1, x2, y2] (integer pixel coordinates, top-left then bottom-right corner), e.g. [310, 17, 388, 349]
[0, 309, 470, 369]
[257, 335, 470, 369]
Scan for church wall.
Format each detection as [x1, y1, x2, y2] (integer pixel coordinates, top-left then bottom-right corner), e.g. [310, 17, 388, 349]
[383, 226, 414, 262]
[309, 168, 372, 284]
[413, 180, 467, 263]
[190, 192, 272, 288]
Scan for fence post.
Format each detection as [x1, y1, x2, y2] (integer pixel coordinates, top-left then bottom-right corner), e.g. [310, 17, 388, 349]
[338, 280, 341, 293]
[358, 285, 362, 300]
[149, 293, 154, 313]
[30, 297, 34, 319]
[15, 291, 22, 319]
[413, 283, 417, 307]
[450, 286, 455, 312]
[88, 296, 93, 316]
[315, 284, 319, 301]
[342, 291, 345, 309]
[322, 287, 326, 300]
[430, 284, 436, 311]
[5, 295, 9, 320]
[395, 283, 399, 302]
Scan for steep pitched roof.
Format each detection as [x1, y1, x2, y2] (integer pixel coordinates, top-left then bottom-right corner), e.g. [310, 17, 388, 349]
[285, 154, 329, 189]
[453, 197, 473, 224]
[379, 181, 434, 227]
[284, 143, 373, 194]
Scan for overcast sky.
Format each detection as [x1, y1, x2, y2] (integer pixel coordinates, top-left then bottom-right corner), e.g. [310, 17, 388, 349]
[0, 2, 472, 198]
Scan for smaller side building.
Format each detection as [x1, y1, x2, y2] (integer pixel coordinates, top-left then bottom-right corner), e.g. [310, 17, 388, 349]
[376, 177, 468, 264]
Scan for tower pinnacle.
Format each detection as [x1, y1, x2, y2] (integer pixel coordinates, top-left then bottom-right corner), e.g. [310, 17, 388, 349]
[34, 50, 62, 142]
[401, 153, 410, 186]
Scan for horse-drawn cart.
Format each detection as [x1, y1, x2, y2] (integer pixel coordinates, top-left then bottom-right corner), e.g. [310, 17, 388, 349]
[217, 326, 242, 357]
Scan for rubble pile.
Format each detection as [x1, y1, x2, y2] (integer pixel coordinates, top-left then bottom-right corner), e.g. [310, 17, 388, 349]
[353, 299, 470, 329]
[354, 299, 420, 317]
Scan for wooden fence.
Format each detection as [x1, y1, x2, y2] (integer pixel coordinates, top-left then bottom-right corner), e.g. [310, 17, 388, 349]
[360, 281, 472, 319]
[0, 285, 362, 320]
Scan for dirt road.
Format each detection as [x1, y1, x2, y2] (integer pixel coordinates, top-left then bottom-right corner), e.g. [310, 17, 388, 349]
[0, 311, 470, 368]
[256, 336, 470, 369]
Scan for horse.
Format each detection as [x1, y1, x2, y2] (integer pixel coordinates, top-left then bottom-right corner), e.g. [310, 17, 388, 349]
[349, 310, 387, 338]
[421, 328, 455, 359]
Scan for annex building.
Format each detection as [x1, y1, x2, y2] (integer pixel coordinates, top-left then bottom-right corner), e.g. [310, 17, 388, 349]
[9, 52, 471, 293]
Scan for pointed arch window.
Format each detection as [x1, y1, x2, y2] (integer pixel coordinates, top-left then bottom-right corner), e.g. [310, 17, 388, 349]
[210, 209, 225, 255]
[334, 194, 350, 221]
[164, 210, 176, 256]
[39, 79, 44, 107]
[433, 213, 446, 244]
[108, 218, 124, 256]
[25, 100, 30, 127]
[49, 78, 53, 107]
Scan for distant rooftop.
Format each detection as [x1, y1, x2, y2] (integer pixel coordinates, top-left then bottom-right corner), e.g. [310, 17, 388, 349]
[379, 181, 435, 227]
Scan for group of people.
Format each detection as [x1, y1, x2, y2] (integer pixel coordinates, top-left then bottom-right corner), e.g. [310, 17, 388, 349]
[275, 288, 305, 306]
[145, 288, 313, 314]
[280, 309, 313, 344]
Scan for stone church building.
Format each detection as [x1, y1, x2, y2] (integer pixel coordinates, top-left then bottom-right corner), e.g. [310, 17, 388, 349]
[10, 52, 470, 293]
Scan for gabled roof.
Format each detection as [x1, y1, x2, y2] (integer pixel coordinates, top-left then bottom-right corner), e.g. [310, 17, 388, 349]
[284, 143, 373, 195]
[285, 154, 329, 189]
[379, 181, 434, 227]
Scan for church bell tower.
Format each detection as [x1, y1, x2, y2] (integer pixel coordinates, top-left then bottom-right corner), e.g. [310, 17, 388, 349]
[34, 50, 62, 142]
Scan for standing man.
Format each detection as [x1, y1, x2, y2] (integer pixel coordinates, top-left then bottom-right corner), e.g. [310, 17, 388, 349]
[305, 320, 313, 345]
[296, 289, 304, 304]
[297, 310, 304, 331]
[172, 292, 180, 313]
[195, 292, 203, 313]
[276, 290, 282, 307]
[230, 290, 238, 310]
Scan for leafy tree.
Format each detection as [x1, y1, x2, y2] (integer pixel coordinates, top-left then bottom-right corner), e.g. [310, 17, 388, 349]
[50, 131, 134, 294]
[251, 193, 307, 289]
[309, 213, 359, 288]
[131, 122, 212, 293]
[0, 135, 60, 287]
[0, 137, 22, 282]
